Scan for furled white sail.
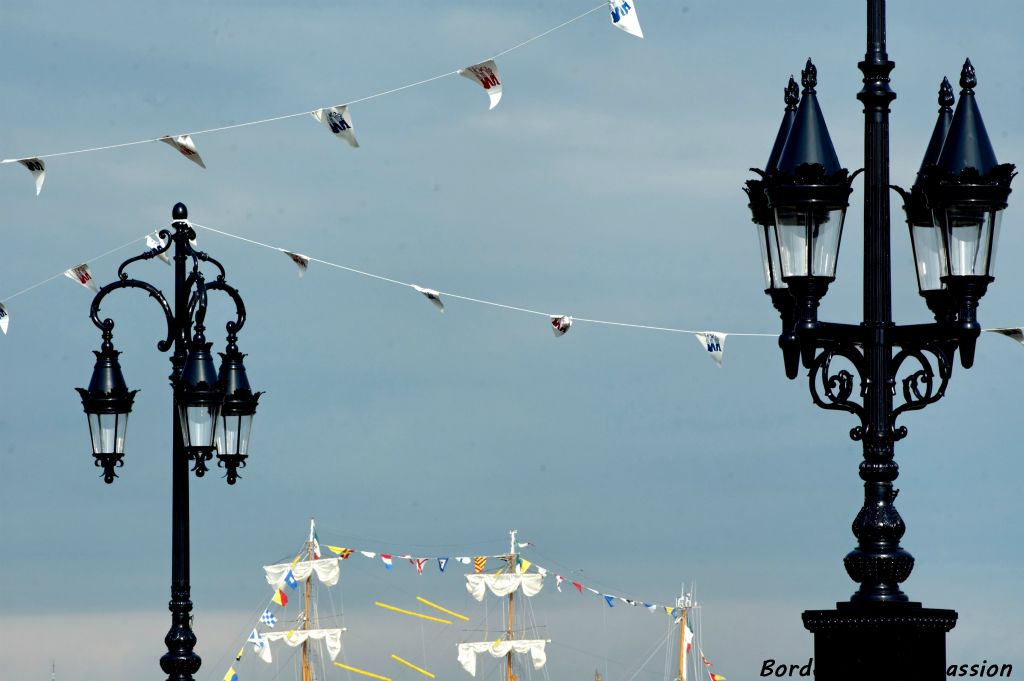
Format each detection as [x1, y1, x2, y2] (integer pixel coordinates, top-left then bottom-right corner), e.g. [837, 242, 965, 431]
[263, 558, 340, 587]
[257, 628, 346, 664]
[465, 573, 544, 602]
[457, 640, 548, 677]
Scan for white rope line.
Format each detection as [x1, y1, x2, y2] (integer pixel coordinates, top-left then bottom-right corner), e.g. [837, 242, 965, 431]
[1, 234, 147, 302]
[192, 222, 778, 337]
[1, 3, 605, 164]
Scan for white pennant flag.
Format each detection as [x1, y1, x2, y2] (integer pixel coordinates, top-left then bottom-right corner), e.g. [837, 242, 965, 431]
[159, 134, 207, 168]
[0, 302, 9, 335]
[65, 264, 99, 292]
[360, 551, 376, 559]
[459, 60, 502, 110]
[412, 285, 444, 313]
[312, 106, 360, 148]
[283, 251, 310, 277]
[147, 232, 171, 265]
[988, 327, 1024, 345]
[694, 332, 727, 367]
[550, 315, 572, 337]
[556, 575, 564, 592]
[17, 158, 46, 195]
[609, 0, 644, 38]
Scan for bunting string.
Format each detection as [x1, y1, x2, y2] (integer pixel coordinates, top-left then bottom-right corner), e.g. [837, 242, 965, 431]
[0, 3, 606, 167]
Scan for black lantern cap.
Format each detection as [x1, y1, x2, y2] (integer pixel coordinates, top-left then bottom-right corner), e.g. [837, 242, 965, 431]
[77, 343, 137, 415]
[904, 78, 955, 226]
[745, 77, 800, 227]
[776, 60, 843, 177]
[766, 59, 852, 209]
[217, 348, 261, 417]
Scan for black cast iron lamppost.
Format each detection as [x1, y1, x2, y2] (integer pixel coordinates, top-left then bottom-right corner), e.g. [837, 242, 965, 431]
[744, 2, 1014, 676]
[76, 203, 261, 681]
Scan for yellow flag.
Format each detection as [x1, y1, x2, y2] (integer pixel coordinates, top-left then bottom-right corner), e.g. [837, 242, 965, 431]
[235, 647, 244, 661]
[224, 666, 238, 681]
[518, 558, 532, 573]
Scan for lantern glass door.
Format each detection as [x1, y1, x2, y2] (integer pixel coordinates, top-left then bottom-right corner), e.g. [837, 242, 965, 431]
[87, 411, 128, 455]
[216, 413, 254, 457]
[775, 206, 846, 278]
[178, 403, 220, 450]
[941, 207, 1001, 277]
[757, 224, 786, 289]
[909, 223, 946, 291]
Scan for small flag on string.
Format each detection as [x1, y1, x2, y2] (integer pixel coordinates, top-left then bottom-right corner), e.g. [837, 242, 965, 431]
[260, 609, 278, 628]
[64, 264, 99, 292]
[438, 557, 449, 572]
[684, 621, 694, 652]
[312, 106, 360, 148]
[473, 556, 486, 573]
[283, 251, 310, 277]
[159, 134, 207, 168]
[556, 575, 564, 592]
[516, 557, 532, 574]
[412, 285, 444, 312]
[0, 302, 8, 335]
[709, 674, 726, 681]
[609, 0, 644, 38]
[284, 570, 299, 590]
[272, 589, 288, 607]
[694, 332, 727, 367]
[224, 666, 239, 681]
[235, 647, 245, 662]
[536, 566, 548, 577]
[247, 628, 264, 647]
[381, 554, 394, 570]
[701, 653, 712, 667]
[456, 557, 472, 565]
[360, 551, 377, 559]
[550, 315, 572, 337]
[459, 59, 502, 110]
[572, 582, 583, 593]
[603, 595, 615, 608]
[147, 232, 171, 265]
[398, 554, 413, 560]
[329, 546, 354, 559]
[17, 158, 46, 195]
[411, 558, 428, 574]
[644, 603, 657, 612]
[988, 327, 1024, 345]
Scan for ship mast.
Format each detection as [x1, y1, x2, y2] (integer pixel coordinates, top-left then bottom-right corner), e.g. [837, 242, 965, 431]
[506, 529, 517, 681]
[676, 586, 690, 681]
[302, 521, 315, 681]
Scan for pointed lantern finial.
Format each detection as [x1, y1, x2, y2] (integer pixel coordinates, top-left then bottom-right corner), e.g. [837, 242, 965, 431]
[959, 58, 976, 90]
[938, 77, 955, 110]
[801, 59, 817, 91]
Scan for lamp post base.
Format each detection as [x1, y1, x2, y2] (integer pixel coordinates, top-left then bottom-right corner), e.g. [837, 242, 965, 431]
[802, 602, 956, 680]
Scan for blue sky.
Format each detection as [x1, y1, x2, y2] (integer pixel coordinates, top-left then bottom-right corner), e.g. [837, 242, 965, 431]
[1, 1, 1023, 679]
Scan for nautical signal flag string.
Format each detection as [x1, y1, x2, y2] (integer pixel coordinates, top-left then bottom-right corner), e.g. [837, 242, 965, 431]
[1, 2, 635, 195]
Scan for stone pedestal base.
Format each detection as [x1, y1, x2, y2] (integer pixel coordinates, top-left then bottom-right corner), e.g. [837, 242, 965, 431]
[802, 602, 956, 680]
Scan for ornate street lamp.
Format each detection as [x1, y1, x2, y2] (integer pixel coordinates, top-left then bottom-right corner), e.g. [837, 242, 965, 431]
[744, 4, 1013, 675]
[75, 203, 260, 681]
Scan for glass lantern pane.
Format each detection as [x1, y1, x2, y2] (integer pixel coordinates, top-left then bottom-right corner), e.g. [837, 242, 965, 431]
[756, 224, 785, 289]
[775, 206, 844, 279]
[943, 206, 994, 277]
[179, 404, 219, 449]
[237, 414, 253, 457]
[988, 211, 1002, 277]
[910, 223, 946, 291]
[90, 412, 124, 455]
[775, 208, 810, 278]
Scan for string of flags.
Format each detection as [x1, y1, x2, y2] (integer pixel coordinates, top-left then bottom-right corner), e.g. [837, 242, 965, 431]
[2, 2, 641, 196]
[5, 222, 1024, 377]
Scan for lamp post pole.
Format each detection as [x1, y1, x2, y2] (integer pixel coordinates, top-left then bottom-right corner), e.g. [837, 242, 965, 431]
[745, 1, 1014, 674]
[76, 203, 261, 681]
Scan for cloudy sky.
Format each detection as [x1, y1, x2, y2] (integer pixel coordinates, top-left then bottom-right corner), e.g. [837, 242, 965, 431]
[2, 1, 1023, 679]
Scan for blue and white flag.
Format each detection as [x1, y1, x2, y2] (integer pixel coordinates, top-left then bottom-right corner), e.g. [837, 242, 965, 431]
[603, 594, 616, 608]
[260, 609, 278, 628]
[609, 0, 643, 38]
[312, 106, 359, 148]
[438, 557, 449, 573]
[17, 158, 46, 195]
[247, 628, 264, 646]
[0, 302, 8, 335]
[285, 570, 299, 590]
[694, 332, 727, 367]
